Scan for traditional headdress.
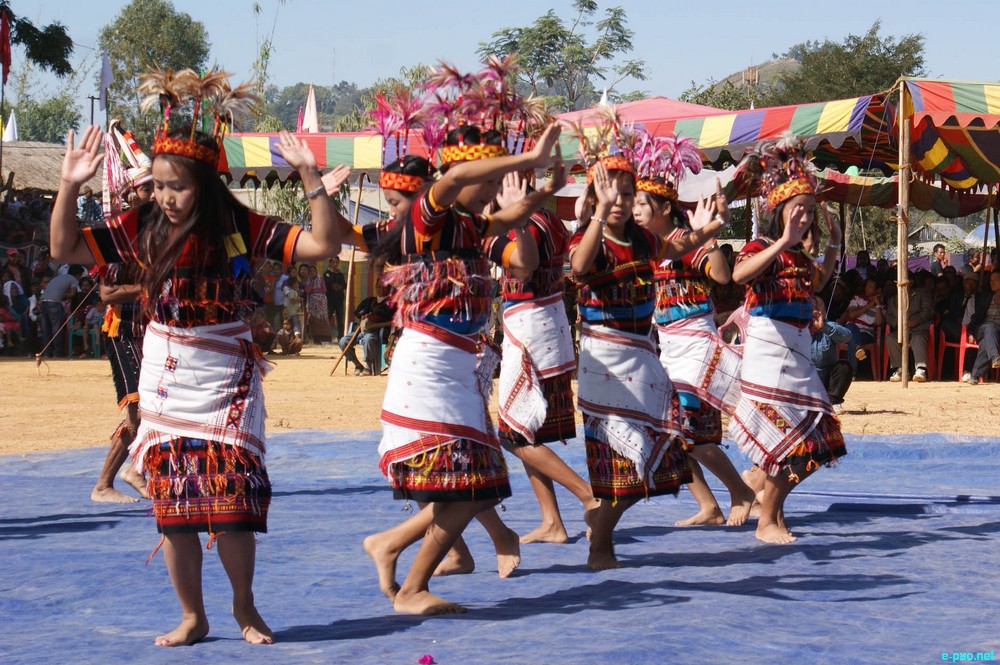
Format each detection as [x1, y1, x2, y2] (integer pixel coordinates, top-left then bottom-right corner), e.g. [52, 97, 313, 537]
[635, 134, 703, 202]
[568, 105, 637, 185]
[368, 86, 430, 193]
[742, 133, 817, 211]
[102, 119, 152, 218]
[422, 56, 550, 166]
[138, 67, 259, 170]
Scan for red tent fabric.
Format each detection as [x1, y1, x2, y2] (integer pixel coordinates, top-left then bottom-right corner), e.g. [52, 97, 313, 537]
[556, 96, 727, 135]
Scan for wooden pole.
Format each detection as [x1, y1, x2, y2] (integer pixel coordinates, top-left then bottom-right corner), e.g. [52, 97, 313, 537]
[897, 82, 912, 389]
[341, 171, 368, 374]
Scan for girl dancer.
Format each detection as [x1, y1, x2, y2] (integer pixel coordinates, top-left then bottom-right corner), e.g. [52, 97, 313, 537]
[322, 123, 525, 578]
[91, 119, 154, 503]
[729, 134, 846, 544]
[365, 59, 564, 614]
[494, 170, 600, 544]
[570, 138, 719, 569]
[632, 136, 755, 527]
[49, 68, 341, 645]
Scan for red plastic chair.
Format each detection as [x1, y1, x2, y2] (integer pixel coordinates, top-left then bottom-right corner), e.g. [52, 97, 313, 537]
[937, 324, 978, 381]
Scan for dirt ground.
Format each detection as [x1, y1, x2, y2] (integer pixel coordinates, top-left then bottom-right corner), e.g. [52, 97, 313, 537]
[2, 345, 998, 456]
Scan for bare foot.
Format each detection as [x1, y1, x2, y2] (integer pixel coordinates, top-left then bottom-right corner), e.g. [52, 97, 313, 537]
[519, 523, 568, 544]
[587, 548, 622, 571]
[494, 526, 521, 578]
[675, 505, 725, 527]
[154, 616, 209, 647]
[726, 486, 758, 527]
[755, 523, 797, 544]
[234, 604, 274, 645]
[91, 486, 140, 504]
[121, 467, 150, 499]
[393, 590, 467, 615]
[583, 499, 600, 541]
[433, 550, 475, 577]
[363, 534, 400, 601]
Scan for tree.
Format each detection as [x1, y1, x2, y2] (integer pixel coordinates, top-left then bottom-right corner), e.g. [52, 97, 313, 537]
[763, 21, 925, 106]
[0, 1, 74, 77]
[97, 0, 211, 143]
[679, 79, 759, 111]
[15, 92, 81, 142]
[478, 1, 647, 111]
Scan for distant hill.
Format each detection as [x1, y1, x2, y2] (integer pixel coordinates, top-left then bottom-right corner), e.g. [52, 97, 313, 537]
[718, 58, 800, 89]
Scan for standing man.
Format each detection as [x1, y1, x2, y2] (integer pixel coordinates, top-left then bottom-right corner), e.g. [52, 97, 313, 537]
[323, 257, 347, 338]
[39, 264, 84, 358]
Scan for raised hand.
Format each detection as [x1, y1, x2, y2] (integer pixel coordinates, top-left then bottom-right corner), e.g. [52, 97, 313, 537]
[547, 147, 566, 193]
[712, 177, 731, 224]
[61, 126, 105, 187]
[321, 164, 352, 197]
[528, 123, 562, 169]
[275, 130, 318, 172]
[591, 160, 619, 208]
[687, 195, 714, 231]
[496, 171, 527, 210]
[819, 200, 841, 243]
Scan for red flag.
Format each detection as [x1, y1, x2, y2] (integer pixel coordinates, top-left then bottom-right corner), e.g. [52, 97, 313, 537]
[1, 11, 11, 86]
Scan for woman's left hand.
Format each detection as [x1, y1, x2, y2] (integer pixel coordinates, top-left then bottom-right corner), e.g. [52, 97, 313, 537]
[321, 164, 352, 196]
[275, 130, 318, 173]
[820, 201, 841, 242]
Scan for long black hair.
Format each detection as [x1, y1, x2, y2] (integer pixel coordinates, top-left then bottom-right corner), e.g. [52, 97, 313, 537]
[372, 154, 437, 266]
[139, 127, 245, 310]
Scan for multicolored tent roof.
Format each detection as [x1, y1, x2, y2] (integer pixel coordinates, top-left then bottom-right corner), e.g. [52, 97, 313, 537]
[903, 79, 1000, 190]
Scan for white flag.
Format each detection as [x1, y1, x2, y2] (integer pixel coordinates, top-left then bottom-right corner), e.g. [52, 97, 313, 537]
[301, 84, 319, 133]
[99, 51, 114, 112]
[2, 110, 17, 142]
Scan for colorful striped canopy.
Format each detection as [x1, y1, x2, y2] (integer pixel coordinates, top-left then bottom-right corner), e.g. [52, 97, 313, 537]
[904, 79, 1000, 190]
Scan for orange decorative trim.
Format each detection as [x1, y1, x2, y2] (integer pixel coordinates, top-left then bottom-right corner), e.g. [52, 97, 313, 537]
[637, 179, 677, 201]
[766, 177, 815, 208]
[587, 155, 635, 184]
[441, 143, 508, 164]
[379, 171, 425, 193]
[152, 134, 221, 168]
[282, 225, 301, 265]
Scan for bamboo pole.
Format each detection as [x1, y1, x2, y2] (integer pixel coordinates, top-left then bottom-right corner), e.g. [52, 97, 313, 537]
[340, 171, 368, 374]
[897, 82, 912, 389]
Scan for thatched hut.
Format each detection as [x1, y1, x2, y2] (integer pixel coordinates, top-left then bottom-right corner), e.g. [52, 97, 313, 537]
[1, 141, 102, 194]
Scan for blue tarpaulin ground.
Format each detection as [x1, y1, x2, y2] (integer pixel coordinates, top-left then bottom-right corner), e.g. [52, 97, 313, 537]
[1, 431, 998, 664]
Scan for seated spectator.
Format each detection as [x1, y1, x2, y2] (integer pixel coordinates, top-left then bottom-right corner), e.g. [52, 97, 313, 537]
[844, 277, 883, 368]
[0, 294, 21, 354]
[855, 250, 875, 280]
[811, 297, 853, 415]
[961, 270, 1000, 384]
[249, 309, 278, 354]
[885, 273, 934, 382]
[338, 286, 394, 376]
[275, 317, 303, 355]
[83, 299, 107, 358]
[941, 272, 982, 344]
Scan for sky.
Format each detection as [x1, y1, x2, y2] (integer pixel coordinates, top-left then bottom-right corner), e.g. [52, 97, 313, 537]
[14, 0, 1000, 124]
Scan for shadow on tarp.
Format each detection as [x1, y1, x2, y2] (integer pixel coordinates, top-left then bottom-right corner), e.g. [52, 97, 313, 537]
[0, 431, 998, 664]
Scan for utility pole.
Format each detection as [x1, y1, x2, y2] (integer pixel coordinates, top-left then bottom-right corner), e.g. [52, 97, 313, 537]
[87, 96, 100, 125]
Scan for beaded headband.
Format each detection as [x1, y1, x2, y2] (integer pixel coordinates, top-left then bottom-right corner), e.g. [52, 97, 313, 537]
[636, 178, 677, 201]
[379, 171, 426, 193]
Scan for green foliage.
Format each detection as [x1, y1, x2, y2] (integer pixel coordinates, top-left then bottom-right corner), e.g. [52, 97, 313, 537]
[679, 79, 759, 111]
[0, 1, 74, 77]
[264, 81, 366, 131]
[97, 0, 211, 143]
[763, 21, 925, 105]
[14, 92, 82, 142]
[477, 2, 646, 111]
[845, 206, 900, 258]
